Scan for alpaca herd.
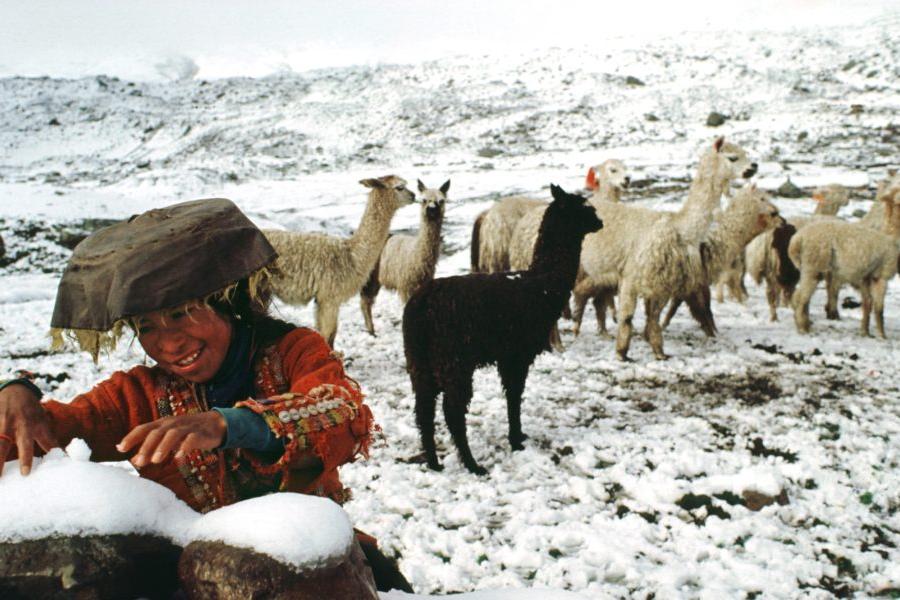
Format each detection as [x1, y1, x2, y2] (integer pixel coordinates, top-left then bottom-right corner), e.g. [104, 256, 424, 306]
[262, 142, 898, 474]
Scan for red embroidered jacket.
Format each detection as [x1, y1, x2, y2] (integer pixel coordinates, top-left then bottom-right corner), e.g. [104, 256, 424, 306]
[41, 327, 374, 513]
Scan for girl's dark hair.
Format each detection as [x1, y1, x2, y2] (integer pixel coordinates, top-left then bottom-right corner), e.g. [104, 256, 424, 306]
[208, 278, 296, 347]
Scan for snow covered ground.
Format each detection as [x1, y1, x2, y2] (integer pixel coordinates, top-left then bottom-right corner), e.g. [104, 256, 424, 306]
[1, 10, 899, 599]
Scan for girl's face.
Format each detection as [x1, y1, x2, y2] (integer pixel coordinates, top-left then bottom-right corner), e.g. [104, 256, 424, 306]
[135, 303, 232, 383]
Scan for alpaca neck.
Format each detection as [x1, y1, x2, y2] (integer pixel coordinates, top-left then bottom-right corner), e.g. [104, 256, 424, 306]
[350, 191, 395, 273]
[705, 202, 762, 277]
[675, 150, 731, 240]
[414, 213, 443, 270]
[591, 181, 622, 205]
[529, 227, 583, 291]
[884, 201, 900, 237]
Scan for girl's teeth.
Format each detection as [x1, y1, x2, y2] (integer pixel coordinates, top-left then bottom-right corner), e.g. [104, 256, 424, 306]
[177, 350, 200, 366]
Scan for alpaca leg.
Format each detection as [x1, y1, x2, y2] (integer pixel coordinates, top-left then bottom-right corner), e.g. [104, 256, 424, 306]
[765, 278, 779, 322]
[661, 297, 682, 330]
[360, 295, 377, 337]
[561, 297, 573, 320]
[792, 271, 818, 334]
[360, 263, 382, 336]
[548, 324, 564, 353]
[498, 360, 530, 451]
[571, 278, 593, 336]
[571, 291, 588, 336]
[615, 283, 638, 361]
[316, 301, 340, 348]
[413, 373, 442, 471]
[825, 274, 840, 320]
[715, 280, 726, 304]
[645, 299, 668, 360]
[871, 278, 887, 338]
[686, 287, 717, 337]
[642, 299, 652, 341]
[442, 376, 485, 475]
[859, 284, 873, 337]
[593, 294, 607, 335]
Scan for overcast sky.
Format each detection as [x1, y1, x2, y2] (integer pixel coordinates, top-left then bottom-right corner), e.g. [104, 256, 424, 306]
[0, 0, 896, 80]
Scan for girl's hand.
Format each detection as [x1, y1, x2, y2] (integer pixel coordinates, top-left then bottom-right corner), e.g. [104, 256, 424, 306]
[0, 385, 59, 476]
[116, 412, 227, 467]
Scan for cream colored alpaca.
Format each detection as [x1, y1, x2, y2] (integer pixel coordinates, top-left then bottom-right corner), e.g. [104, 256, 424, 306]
[662, 184, 781, 329]
[360, 179, 449, 335]
[578, 138, 757, 359]
[788, 182, 900, 337]
[470, 160, 629, 274]
[506, 160, 630, 347]
[745, 184, 850, 321]
[266, 175, 415, 347]
[471, 197, 544, 273]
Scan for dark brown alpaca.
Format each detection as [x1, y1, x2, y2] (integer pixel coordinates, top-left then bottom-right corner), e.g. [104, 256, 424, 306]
[402, 184, 603, 475]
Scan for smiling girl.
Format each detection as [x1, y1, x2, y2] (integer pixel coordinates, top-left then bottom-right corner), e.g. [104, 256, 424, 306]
[0, 197, 411, 592]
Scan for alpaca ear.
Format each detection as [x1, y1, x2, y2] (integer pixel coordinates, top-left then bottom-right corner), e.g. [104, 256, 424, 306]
[360, 178, 385, 189]
[550, 184, 564, 200]
[440, 179, 451, 195]
[714, 136, 725, 152]
[417, 179, 427, 193]
[585, 166, 598, 190]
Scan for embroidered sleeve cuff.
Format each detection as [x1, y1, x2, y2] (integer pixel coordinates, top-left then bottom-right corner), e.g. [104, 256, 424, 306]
[234, 384, 366, 476]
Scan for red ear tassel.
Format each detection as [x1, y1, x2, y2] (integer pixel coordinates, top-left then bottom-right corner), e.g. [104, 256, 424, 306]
[585, 166, 598, 190]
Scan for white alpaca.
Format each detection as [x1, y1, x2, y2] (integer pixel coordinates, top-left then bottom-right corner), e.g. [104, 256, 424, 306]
[360, 179, 450, 335]
[789, 181, 900, 337]
[578, 138, 757, 359]
[744, 184, 850, 321]
[266, 175, 415, 347]
[470, 160, 629, 275]
[470, 196, 544, 273]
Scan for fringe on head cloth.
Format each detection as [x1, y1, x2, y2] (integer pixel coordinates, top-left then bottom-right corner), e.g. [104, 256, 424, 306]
[50, 198, 278, 362]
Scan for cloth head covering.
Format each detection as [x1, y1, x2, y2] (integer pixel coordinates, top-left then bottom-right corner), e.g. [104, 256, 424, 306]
[50, 198, 277, 359]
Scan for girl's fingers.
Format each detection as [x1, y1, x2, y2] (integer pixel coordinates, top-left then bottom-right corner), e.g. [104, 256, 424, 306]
[117, 422, 153, 453]
[16, 428, 33, 476]
[0, 434, 11, 476]
[151, 428, 184, 464]
[132, 426, 166, 467]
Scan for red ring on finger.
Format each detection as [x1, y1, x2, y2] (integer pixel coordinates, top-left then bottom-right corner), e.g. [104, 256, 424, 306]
[0, 434, 13, 445]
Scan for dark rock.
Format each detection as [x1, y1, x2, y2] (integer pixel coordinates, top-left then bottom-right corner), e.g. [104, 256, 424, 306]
[852, 208, 866, 218]
[777, 178, 805, 198]
[841, 296, 861, 309]
[477, 147, 504, 158]
[706, 112, 727, 127]
[625, 76, 645, 86]
[850, 104, 864, 115]
[0, 235, 5, 261]
[797, 131, 808, 141]
[0, 534, 181, 600]
[48, 118, 61, 126]
[645, 113, 659, 122]
[742, 489, 789, 511]
[178, 538, 378, 600]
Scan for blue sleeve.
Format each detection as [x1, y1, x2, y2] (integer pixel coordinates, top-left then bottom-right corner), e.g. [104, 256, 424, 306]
[213, 407, 284, 453]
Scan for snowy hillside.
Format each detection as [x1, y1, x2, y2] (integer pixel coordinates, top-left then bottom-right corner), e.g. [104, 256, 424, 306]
[1, 12, 899, 599]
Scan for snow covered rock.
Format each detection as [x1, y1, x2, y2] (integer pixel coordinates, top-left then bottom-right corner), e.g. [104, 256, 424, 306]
[179, 494, 377, 599]
[179, 538, 377, 600]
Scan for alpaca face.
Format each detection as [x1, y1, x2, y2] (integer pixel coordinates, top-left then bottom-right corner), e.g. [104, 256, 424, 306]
[812, 184, 849, 215]
[417, 179, 450, 222]
[549, 184, 603, 235]
[360, 174, 416, 209]
[586, 159, 630, 191]
[713, 138, 757, 181]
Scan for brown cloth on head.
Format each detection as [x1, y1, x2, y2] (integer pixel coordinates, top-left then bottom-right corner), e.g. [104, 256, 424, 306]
[51, 198, 277, 332]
